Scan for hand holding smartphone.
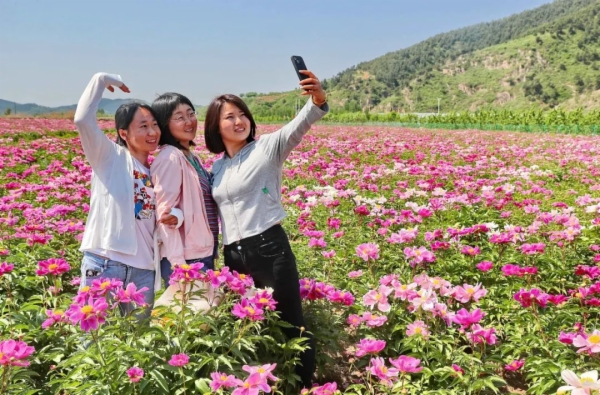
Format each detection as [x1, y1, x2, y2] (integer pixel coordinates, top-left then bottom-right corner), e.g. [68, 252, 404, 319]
[291, 56, 309, 81]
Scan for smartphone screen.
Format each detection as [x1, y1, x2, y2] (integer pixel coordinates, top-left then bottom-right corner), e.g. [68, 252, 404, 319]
[291, 56, 309, 81]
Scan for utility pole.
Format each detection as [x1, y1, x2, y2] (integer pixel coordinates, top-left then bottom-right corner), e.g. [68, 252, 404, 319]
[437, 98, 441, 115]
[14, 102, 16, 115]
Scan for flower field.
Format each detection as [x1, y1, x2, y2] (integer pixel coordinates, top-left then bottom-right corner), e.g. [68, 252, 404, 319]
[1, 119, 600, 394]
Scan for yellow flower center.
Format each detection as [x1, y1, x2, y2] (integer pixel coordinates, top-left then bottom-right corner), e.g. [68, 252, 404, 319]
[180, 264, 191, 270]
[582, 377, 595, 384]
[415, 250, 422, 256]
[100, 281, 110, 289]
[54, 310, 64, 315]
[575, 293, 583, 298]
[415, 327, 422, 334]
[220, 375, 228, 381]
[375, 294, 382, 300]
[433, 279, 440, 285]
[258, 368, 265, 373]
[81, 286, 90, 292]
[81, 305, 94, 315]
[244, 382, 250, 388]
[588, 334, 600, 344]
[239, 274, 246, 279]
[0, 353, 3, 359]
[214, 270, 221, 276]
[48, 264, 58, 271]
[259, 298, 269, 304]
[401, 285, 407, 290]
[467, 288, 475, 295]
[382, 366, 388, 373]
[246, 307, 255, 315]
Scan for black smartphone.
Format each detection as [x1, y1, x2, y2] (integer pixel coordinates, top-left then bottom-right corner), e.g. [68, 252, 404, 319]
[291, 55, 309, 81]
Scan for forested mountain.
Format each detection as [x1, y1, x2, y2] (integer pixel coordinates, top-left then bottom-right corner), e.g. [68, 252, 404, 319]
[241, 0, 600, 116]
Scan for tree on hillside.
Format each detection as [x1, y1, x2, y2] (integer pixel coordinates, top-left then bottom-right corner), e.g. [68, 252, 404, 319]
[4, 108, 11, 116]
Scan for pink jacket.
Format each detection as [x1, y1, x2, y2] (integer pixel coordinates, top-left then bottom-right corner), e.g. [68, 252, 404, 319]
[151, 145, 214, 265]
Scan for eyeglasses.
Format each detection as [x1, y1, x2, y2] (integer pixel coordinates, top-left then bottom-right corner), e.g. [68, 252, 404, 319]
[171, 111, 197, 123]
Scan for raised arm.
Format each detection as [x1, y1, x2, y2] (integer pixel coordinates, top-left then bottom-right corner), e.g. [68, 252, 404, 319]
[73, 72, 129, 170]
[260, 70, 329, 165]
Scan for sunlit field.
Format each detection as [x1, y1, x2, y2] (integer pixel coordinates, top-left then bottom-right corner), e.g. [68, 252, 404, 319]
[1, 119, 600, 394]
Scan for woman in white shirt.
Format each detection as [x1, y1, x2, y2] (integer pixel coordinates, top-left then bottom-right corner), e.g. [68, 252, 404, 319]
[73, 72, 177, 319]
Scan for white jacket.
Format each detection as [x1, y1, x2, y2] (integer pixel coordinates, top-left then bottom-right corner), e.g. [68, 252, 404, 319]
[73, 73, 138, 255]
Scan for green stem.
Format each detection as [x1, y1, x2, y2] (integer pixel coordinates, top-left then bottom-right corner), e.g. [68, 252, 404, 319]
[179, 367, 187, 395]
[91, 330, 107, 367]
[1, 366, 11, 394]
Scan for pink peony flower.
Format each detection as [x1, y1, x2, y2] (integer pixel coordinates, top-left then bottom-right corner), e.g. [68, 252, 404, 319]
[476, 261, 493, 272]
[389, 355, 423, 374]
[36, 258, 70, 276]
[42, 309, 66, 329]
[321, 249, 336, 258]
[168, 353, 189, 367]
[461, 245, 481, 256]
[250, 289, 277, 311]
[356, 243, 380, 262]
[242, 364, 278, 382]
[210, 372, 238, 391]
[232, 299, 265, 321]
[513, 288, 549, 308]
[573, 329, 600, 354]
[0, 340, 35, 367]
[90, 277, 124, 297]
[312, 382, 338, 395]
[170, 263, 205, 285]
[362, 285, 392, 312]
[452, 364, 464, 376]
[452, 308, 485, 329]
[112, 283, 149, 307]
[406, 320, 429, 337]
[504, 359, 525, 371]
[232, 372, 271, 395]
[127, 367, 144, 383]
[453, 283, 487, 303]
[368, 357, 399, 386]
[467, 325, 497, 345]
[347, 314, 362, 327]
[65, 297, 108, 332]
[355, 338, 386, 358]
[348, 270, 363, 278]
[0, 262, 14, 276]
[362, 312, 388, 328]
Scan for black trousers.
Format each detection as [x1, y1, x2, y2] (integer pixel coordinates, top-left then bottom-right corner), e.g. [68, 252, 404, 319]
[224, 224, 315, 388]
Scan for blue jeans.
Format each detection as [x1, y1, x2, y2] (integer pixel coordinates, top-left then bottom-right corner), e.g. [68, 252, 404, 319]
[80, 252, 155, 321]
[160, 244, 217, 288]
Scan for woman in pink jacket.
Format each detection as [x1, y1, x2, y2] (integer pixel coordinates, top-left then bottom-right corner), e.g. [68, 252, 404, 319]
[150, 93, 218, 287]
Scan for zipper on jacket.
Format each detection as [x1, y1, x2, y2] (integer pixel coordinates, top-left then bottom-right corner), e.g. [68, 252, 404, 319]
[224, 158, 242, 242]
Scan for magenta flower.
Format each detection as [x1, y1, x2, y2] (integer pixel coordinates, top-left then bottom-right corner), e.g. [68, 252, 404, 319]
[41, 309, 66, 329]
[573, 330, 600, 354]
[168, 353, 189, 367]
[210, 372, 238, 391]
[355, 338, 386, 358]
[65, 297, 108, 332]
[476, 261, 493, 272]
[308, 237, 327, 248]
[452, 308, 485, 329]
[362, 312, 388, 328]
[0, 262, 14, 276]
[389, 355, 423, 374]
[368, 357, 399, 386]
[127, 367, 144, 383]
[312, 382, 338, 395]
[467, 325, 497, 345]
[452, 364, 464, 376]
[250, 289, 277, 311]
[461, 245, 481, 256]
[242, 363, 278, 382]
[513, 288, 549, 308]
[232, 299, 265, 321]
[453, 283, 487, 303]
[0, 340, 35, 367]
[321, 249, 336, 258]
[559, 331, 577, 345]
[232, 372, 271, 395]
[35, 258, 70, 276]
[504, 359, 525, 371]
[327, 289, 355, 306]
[356, 243, 380, 261]
[171, 263, 205, 285]
[112, 283, 149, 307]
[362, 285, 392, 312]
[90, 277, 124, 297]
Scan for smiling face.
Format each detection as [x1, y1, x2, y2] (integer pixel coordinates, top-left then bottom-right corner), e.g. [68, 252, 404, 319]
[168, 104, 197, 149]
[218, 102, 252, 150]
[118, 107, 160, 154]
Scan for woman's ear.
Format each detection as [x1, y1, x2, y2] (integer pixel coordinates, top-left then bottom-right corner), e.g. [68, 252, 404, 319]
[118, 129, 128, 142]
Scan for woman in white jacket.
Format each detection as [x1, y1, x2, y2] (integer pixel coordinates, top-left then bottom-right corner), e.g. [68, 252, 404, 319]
[74, 72, 177, 319]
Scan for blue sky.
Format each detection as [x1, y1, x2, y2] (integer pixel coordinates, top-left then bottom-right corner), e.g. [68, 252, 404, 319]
[0, 0, 551, 106]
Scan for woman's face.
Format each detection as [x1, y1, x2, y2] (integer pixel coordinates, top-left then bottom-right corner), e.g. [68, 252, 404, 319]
[219, 102, 251, 148]
[168, 103, 198, 147]
[119, 107, 160, 153]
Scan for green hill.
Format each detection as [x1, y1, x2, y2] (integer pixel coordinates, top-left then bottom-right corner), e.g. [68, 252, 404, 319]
[241, 0, 600, 116]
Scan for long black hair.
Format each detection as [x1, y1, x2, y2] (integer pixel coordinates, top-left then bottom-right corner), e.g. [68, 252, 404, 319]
[114, 101, 156, 147]
[204, 94, 256, 154]
[152, 92, 196, 150]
